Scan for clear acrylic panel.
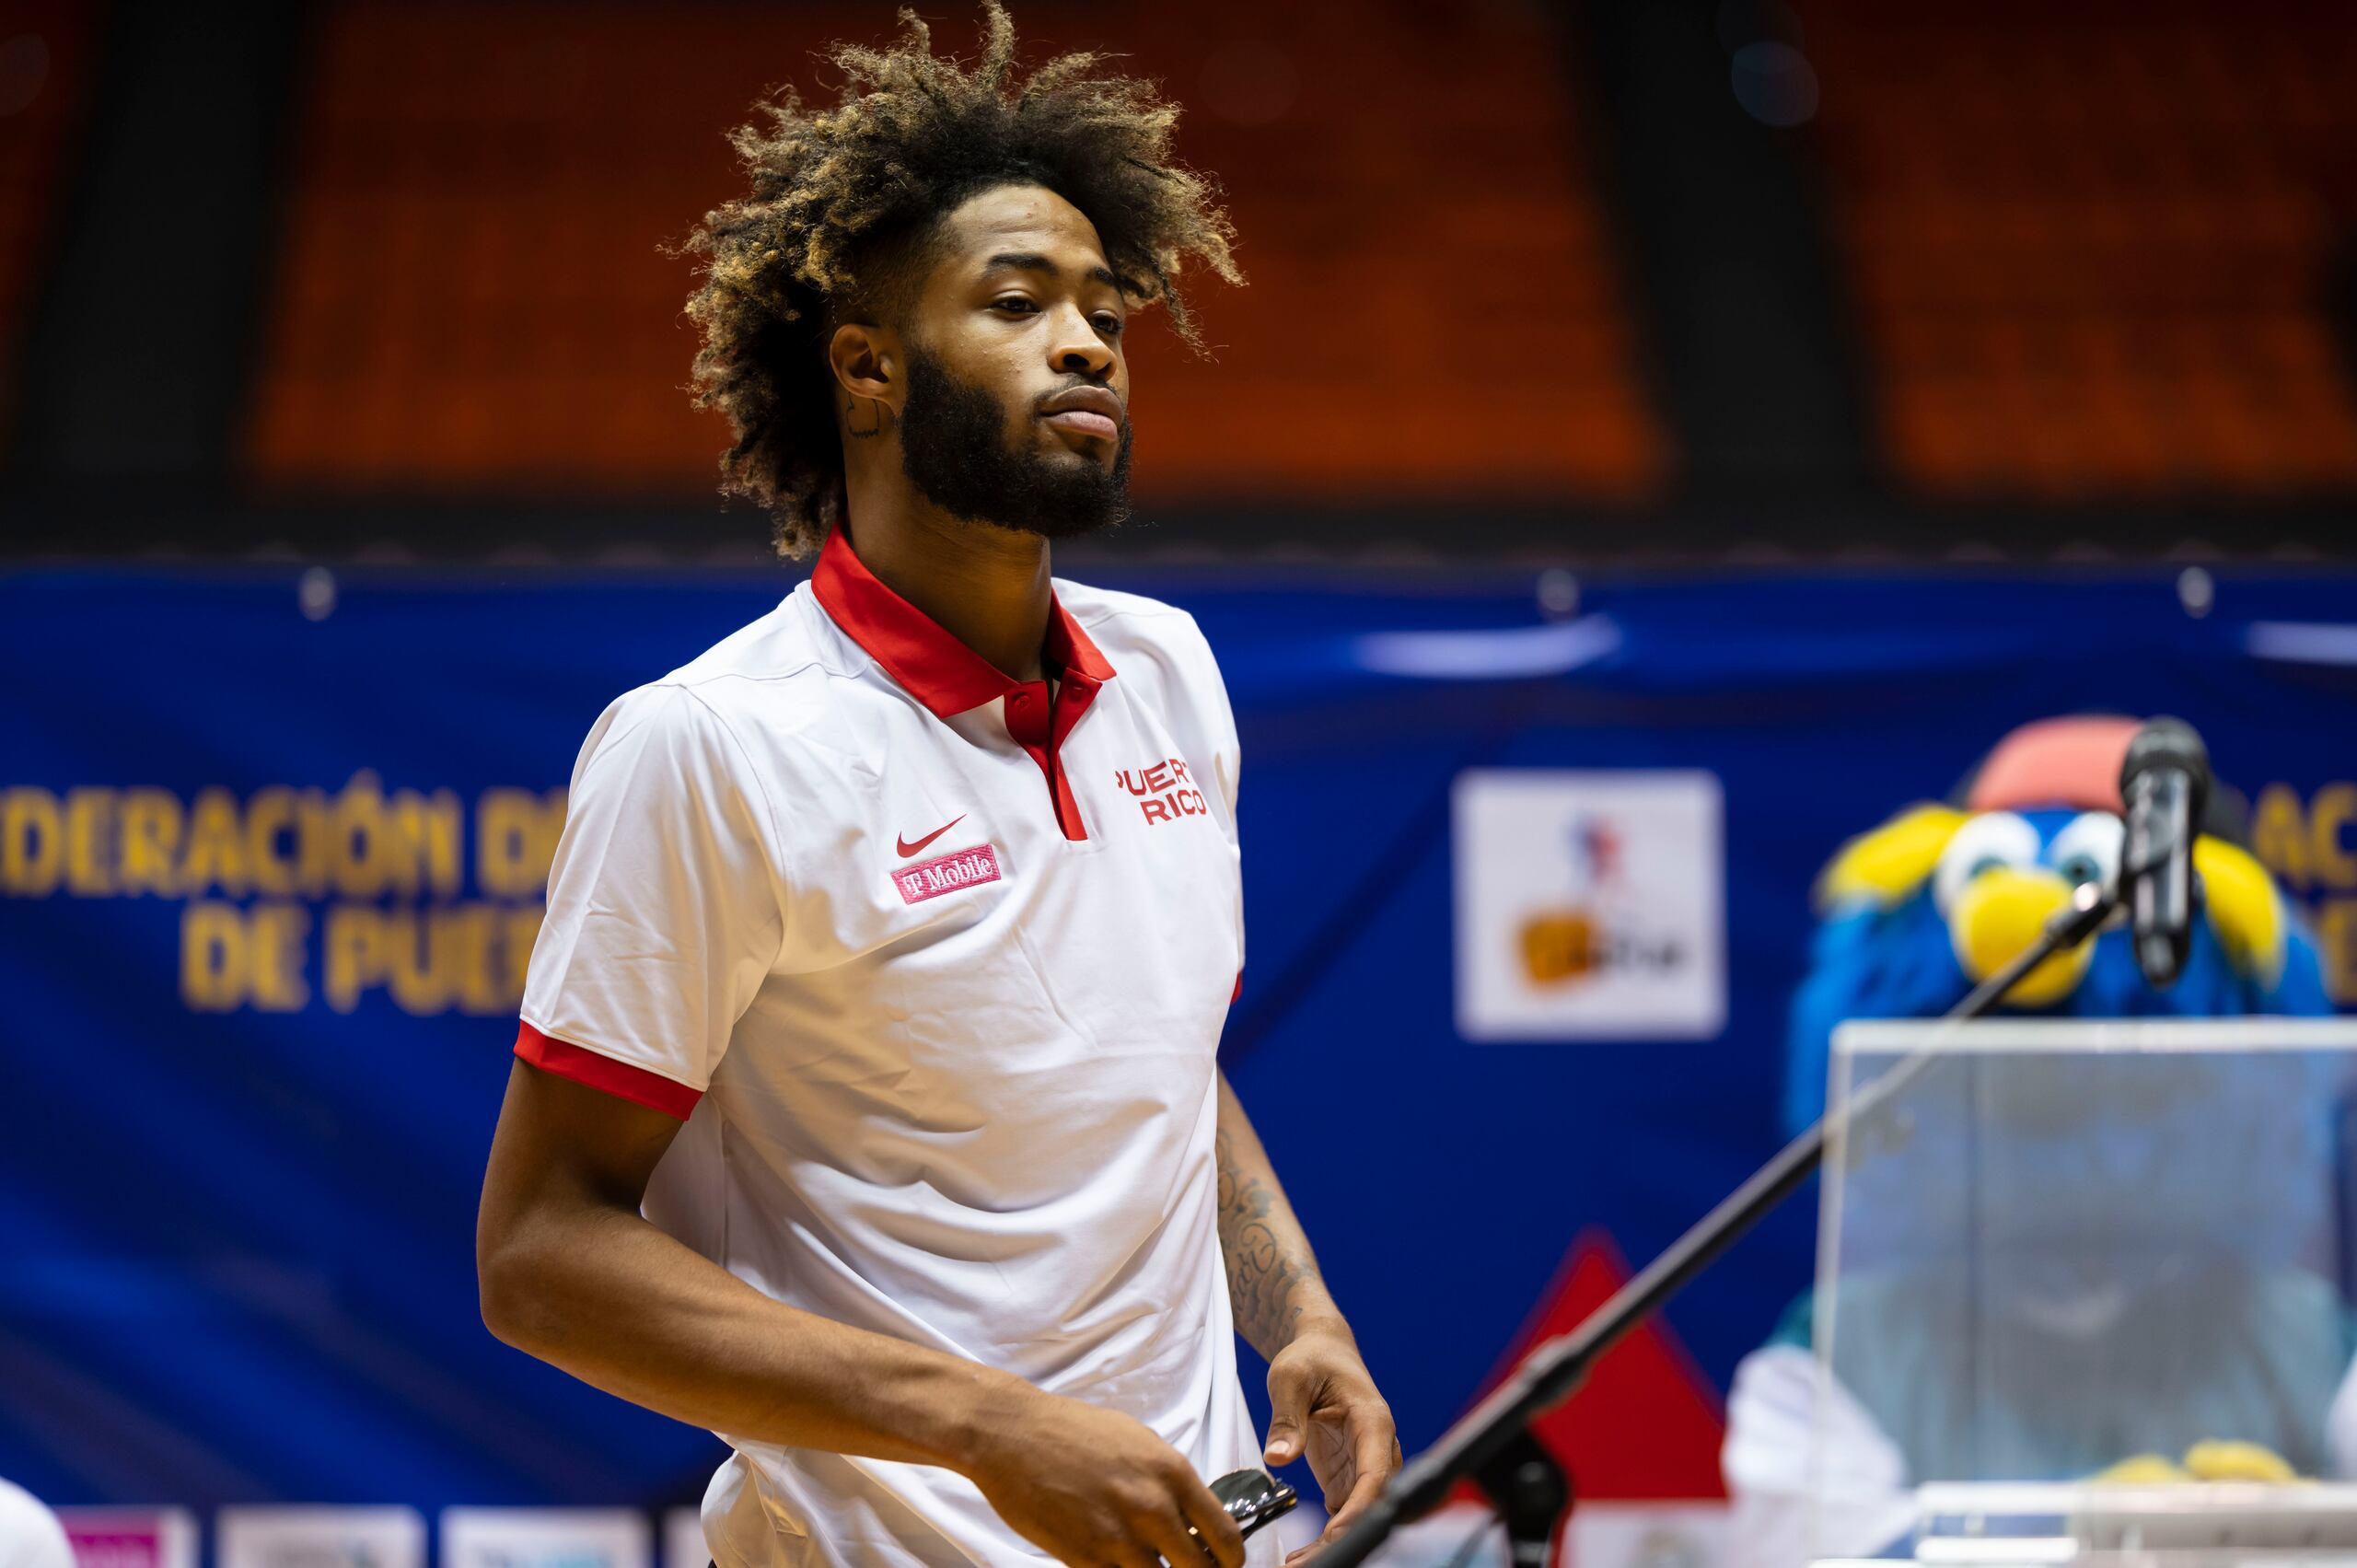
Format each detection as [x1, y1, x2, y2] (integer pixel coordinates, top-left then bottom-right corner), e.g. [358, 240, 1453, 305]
[1811, 1018, 2357, 1568]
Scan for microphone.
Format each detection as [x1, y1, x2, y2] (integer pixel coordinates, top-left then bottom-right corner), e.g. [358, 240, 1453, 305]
[2118, 716, 2211, 989]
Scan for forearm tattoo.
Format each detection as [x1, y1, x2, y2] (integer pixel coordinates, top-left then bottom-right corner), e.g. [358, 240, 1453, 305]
[1215, 1119, 1326, 1359]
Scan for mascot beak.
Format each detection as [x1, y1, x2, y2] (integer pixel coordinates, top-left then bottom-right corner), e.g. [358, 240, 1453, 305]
[1948, 865, 2094, 1005]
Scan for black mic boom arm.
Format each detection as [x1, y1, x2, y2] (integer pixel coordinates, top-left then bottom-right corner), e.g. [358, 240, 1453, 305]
[1316, 879, 2119, 1568]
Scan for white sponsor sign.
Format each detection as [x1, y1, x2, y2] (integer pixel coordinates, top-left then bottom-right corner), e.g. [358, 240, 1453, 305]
[1570, 1502, 1729, 1568]
[218, 1507, 424, 1568]
[56, 1509, 198, 1568]
[1354, 1500, 1504, 1565]
[1295, 1499, 1729, 1568]
[1453, 770, 1725, 1040]
[439, 1510, 649, 1568]
[659, 1508, 704, 1568]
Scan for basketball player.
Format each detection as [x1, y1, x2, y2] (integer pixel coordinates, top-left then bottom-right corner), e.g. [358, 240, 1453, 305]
[474, 8, 1399, 1566]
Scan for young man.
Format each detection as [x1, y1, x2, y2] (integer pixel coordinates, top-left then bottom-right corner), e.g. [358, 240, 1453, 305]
[473, 8, 1399, 1567]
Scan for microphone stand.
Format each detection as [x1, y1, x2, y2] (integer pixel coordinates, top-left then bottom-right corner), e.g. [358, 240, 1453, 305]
[1317, 880, 2120, 1568]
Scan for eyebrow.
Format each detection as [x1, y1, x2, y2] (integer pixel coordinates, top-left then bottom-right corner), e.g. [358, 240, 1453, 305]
[982, 250, 1128, 295]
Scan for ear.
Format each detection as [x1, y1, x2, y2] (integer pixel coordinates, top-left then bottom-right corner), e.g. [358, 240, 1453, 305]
[1815, 803, 1967, 912]
[827, 321, 904, 416]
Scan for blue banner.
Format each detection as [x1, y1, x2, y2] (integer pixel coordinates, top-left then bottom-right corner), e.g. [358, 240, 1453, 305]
[6, 563, 2355, 1517]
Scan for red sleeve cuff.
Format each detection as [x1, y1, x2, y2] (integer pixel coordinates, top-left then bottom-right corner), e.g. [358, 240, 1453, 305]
[515, 1021, 703, 1120]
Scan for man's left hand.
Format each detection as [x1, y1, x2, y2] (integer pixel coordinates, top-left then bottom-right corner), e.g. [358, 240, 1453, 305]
[1262, 1324, 1401, 1564]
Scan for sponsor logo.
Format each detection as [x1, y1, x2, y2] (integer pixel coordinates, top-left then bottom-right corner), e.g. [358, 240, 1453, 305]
[218, 1508, 426, 1568]
[1453, 770, 1724, 1040]
[1114, 758, 1210, 826]
[659, 1510, 707, 1568]
[439, 1510, 649, 1568]
[892, 843, 1003, 904]
[1515, 815, 1688, 984]
[894, 813, 967, 857]
[1569, 1504, 1729, 1568]
[58, 1512, 198, 1568]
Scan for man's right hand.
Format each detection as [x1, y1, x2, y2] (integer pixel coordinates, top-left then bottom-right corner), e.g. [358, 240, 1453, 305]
[960, 1386, 1247, 1568]
[480, 1066, 1245, 1562]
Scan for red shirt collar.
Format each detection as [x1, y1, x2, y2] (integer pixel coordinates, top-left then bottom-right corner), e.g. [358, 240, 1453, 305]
[810, 525, 1115, 718]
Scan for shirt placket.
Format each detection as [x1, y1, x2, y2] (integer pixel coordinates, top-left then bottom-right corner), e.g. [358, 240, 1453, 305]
[1003, 675, 1099, 842]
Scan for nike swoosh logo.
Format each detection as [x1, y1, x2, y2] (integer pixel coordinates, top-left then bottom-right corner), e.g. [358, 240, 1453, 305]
[895, 814, 967, 858]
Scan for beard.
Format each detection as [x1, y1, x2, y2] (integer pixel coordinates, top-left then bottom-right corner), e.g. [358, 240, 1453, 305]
[896, 347, 1132, 540]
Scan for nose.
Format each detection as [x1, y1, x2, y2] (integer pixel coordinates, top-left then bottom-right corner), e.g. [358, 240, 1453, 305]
[1048, 304, 1115, 379]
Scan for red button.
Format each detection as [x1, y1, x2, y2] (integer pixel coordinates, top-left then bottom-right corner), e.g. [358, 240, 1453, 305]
[1006, 684, 1050, 745]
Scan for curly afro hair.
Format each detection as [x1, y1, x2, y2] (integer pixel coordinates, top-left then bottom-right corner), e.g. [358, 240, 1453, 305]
[680, 3, 1242, 558]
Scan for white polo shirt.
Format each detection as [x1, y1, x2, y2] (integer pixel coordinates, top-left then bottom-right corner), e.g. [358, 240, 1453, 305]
[515, 526, 1270, 1567]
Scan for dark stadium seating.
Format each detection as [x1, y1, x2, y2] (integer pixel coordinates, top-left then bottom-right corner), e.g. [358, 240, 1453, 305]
[1802, 0, 2357, 497]
[244, 1, 1666, 506]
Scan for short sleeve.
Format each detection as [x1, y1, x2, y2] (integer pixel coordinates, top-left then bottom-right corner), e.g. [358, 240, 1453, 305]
[1185, 612, 1246, 989]
[517, 682, 786, 1118]
[1191, 619, 1243, 824]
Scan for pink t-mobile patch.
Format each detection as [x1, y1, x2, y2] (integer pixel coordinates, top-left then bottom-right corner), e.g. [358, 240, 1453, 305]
[892, 843, 1003, 904]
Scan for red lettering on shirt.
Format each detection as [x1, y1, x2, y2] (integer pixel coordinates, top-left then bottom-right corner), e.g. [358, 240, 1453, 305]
[1119, 757, 1213, 828]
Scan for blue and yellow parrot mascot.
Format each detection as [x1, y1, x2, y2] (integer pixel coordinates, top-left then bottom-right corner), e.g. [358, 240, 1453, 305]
[1784, 714, 2329, 1132]
[1724, 716, 2351, 1568]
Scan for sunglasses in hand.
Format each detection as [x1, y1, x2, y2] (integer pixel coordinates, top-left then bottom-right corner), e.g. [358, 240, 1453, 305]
[1206, 1468, 1298, 1547]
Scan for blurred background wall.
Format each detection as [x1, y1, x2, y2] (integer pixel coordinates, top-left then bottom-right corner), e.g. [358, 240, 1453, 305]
[8, 0, 2353, 561]
[4, 1, 2357, 1565]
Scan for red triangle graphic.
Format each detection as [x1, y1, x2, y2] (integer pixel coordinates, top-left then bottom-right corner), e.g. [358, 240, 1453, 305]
[1449, 1227, 1728, 1504]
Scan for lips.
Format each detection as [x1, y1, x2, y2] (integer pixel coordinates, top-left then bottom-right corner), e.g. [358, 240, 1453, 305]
[1045, 409, 1119, 439]
[1039, 387, 1125, 442]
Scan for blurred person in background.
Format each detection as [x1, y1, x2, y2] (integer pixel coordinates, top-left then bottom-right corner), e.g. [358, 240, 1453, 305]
[474, 7, 1397, 1567]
